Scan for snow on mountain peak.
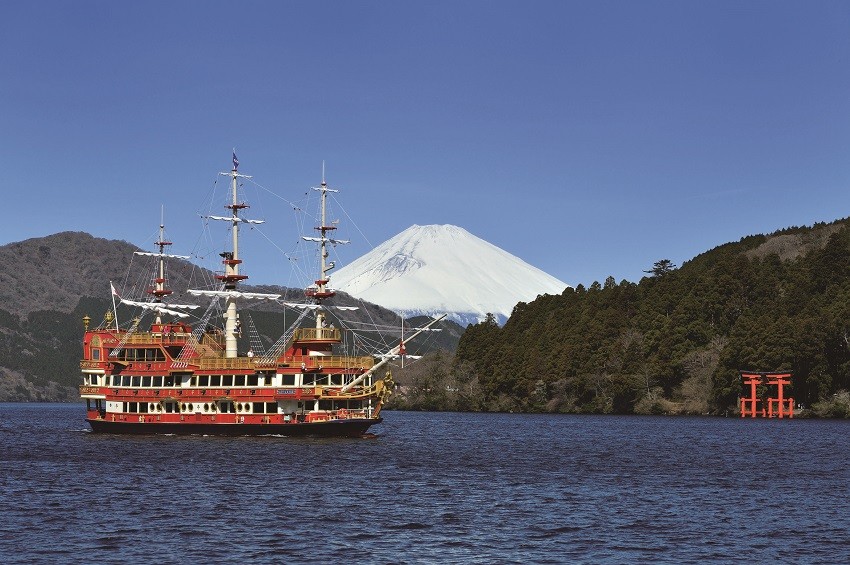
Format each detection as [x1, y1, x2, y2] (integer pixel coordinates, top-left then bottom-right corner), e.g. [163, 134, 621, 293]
[331, 224, 570, 324]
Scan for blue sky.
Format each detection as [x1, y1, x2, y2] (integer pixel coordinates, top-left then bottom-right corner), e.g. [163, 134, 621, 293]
[3, 1, 849, 291]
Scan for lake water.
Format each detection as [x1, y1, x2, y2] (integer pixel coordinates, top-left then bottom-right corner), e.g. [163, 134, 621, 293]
[1, 404, 849, 563]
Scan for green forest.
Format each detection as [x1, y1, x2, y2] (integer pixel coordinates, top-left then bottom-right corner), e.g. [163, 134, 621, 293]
[391, 219, 850, 417]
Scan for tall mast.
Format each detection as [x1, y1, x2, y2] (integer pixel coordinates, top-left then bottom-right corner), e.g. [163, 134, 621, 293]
[152, 209, 173, 298]
[151, 209, 172, 324]
[303, 164, 348, 329]
[216, 152, 252, 358]
[132, 207, 190, 324]
[187, 153, 275, 354]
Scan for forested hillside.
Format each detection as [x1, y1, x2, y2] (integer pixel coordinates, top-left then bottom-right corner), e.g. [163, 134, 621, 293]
[400, 219, 850, 416]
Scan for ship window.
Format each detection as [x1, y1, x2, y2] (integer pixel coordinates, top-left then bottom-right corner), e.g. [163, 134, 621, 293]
[145, 349, 155, 361]
[153, 376, 163, 387]
[247, 374, 258, 387]
[190, 376, 198, 387]
[156, 350, 165, 362]
[120, 376, 129, 386]
[253, 402, 264, 413]
[330, 374, 342, 386]
[164, 375, 174, 387]
[142, 376, 152, 387]
[266, 402, 277, 414]
[281, 374, 295, 386]
[140, 402, 148, 413]
[129, 402, 138, 413]
[303, 374, 316, 386]
[92, 349, 100, 360]
[222, 375, 233, 387]
[131, 376, 141, 387]
[235, 375, 246, 387]
[198, 375, 209, 387]
[210, 375, 221, 387]
[319, 400, 333, 410]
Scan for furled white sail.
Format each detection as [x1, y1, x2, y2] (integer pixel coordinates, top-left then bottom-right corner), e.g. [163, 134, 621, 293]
[281, 302, 358, 311]
[120, 299, 190, 318]
[207, 215, 265, 224]
[188, 289, 280, 300]
[301, 236, 350, 245]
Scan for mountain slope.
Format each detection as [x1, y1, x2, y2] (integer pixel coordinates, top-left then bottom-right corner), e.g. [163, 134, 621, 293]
[331, 224, 570, 324]
[0, 232, 465, 401]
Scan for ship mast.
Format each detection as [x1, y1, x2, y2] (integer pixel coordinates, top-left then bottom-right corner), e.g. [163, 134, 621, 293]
[131, 207, 191, 325]
[150, 209, 173, 322]
[187, 154, 277, 356]
[217, 153, 252, 358]
[304, 164, 348, 329]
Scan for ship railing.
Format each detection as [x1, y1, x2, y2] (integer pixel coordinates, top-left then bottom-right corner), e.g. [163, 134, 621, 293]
[195, 357, 277, 370]
[287, 355, 375, 370]
[333, 408, 368, 420]
[120, 332, 193, 345]
[320, 380, 384, 399]
[291, 328, 341, 342]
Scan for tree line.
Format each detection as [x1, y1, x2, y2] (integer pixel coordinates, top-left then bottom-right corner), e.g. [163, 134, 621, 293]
[391, 220, 850, 416]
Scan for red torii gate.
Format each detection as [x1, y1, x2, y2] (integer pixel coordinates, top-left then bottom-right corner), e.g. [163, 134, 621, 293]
[740, 371, 794, 418]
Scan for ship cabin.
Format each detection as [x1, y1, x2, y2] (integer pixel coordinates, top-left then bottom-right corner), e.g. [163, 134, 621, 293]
[80, 319, 380, 426]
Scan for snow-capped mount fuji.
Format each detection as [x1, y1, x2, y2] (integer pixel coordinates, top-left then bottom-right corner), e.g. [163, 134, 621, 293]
[330, 224, 570, 325]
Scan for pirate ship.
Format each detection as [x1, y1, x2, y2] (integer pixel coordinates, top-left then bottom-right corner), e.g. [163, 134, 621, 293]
[79, 155, 441, 436]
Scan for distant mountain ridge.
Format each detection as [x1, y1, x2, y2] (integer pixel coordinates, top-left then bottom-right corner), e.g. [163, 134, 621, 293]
[2, 219, 848, 403]
[0, 231, 464, 401]
[331, 224, 570, 325]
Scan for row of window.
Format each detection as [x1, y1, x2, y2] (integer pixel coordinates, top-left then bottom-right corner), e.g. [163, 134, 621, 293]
[91, 373, 364, 388]
[118, 399, 366, 414]
[125, 401, 280, 414]
[103, 374, 268, 388]
[91, 348, 169, 362]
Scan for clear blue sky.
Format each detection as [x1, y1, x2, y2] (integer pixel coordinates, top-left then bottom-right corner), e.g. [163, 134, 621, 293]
[3, 1, 849, 290]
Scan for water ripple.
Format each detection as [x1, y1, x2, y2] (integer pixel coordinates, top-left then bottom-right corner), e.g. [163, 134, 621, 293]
[3, 405, 850, 563]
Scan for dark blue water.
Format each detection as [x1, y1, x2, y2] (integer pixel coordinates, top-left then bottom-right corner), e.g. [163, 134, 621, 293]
[1, 404, 849, 563]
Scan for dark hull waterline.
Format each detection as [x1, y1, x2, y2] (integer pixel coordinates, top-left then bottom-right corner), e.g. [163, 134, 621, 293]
[87, 417, 382, 437]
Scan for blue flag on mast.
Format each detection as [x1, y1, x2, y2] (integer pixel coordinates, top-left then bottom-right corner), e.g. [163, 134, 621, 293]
[232, 150, 239, 171]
